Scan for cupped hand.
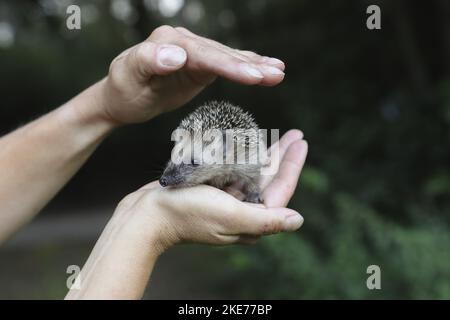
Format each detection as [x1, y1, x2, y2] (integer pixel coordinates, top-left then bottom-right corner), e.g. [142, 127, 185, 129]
[114, 130, 307, 250]
[97, 25, 285, 125]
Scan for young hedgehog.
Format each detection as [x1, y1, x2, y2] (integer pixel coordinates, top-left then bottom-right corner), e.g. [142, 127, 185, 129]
[159, 101, 267, 203]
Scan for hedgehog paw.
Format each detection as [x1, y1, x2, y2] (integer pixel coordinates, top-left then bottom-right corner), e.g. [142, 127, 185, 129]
[245, 192, 263, 204]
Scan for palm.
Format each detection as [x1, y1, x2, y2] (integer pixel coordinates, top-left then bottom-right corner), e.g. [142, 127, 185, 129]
[148, 70, 215, 114]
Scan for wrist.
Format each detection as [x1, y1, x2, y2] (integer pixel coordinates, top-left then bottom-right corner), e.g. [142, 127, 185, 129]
[115, 192, 178, 256]
[67, 203, 167, 299]
[67, 78, 120, 133]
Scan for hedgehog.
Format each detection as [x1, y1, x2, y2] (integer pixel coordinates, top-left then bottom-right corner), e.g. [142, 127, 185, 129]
[159, 101, 267, 203]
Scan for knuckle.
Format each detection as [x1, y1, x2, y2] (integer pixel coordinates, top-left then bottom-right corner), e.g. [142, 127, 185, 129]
[107, 61, 124, 86]
[134, 44, 148, 65]
[130, 45, 154, 78]
[150, 25, 174, 38]
[108, 59, 116, 76]
[241, 49, 255, 54]
[174, 26, 189, 34]
[108, 52, 125, 75]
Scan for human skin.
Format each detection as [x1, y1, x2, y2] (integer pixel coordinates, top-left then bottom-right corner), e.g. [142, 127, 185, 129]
[0, 25, 306, 299]
[65, 131, 307, 299]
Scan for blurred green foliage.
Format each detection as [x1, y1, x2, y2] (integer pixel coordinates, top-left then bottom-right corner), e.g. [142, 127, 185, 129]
[0, 0, 448, 299]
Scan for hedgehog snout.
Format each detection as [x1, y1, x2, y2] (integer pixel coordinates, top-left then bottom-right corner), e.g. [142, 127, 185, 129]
[159, 164, 188, 187]
[159, 176, 169, 187]
[159, 172, 185, 187]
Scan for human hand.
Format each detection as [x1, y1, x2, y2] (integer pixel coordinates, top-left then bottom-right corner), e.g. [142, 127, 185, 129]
[96, 25, 285, 125]
[115, 130, 307, 250]
[65, 130, 306, 299]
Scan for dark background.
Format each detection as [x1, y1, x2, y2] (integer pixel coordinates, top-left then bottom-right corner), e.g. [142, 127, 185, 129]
[0, 0, 449, 299]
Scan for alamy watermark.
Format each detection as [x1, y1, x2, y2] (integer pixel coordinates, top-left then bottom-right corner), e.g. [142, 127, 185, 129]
[66, 264, 81, 290]
[170, 128, 280, 176]
[65, 4, 381, 31]
[366, 265, 381, 290]
[366, 5, 381, 30]
[66, 5, 81, 30]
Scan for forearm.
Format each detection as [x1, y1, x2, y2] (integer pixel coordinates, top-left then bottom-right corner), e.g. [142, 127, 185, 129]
[65, 206, 163, 300]
[0, 79, 115, 243]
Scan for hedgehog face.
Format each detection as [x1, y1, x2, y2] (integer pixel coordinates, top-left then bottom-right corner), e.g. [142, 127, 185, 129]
[160, 129, 227, 188]
[159, 161, 194, 187]
[160, 100, 264, 189]
[159, 158, 225, 188]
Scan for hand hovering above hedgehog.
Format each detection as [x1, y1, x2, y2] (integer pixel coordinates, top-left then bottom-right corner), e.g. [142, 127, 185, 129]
[160, 101, 268, 203]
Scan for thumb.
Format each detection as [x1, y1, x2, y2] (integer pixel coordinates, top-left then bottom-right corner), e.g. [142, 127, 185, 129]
[122, 41, 187, 81]
[233, 204, 304, 236]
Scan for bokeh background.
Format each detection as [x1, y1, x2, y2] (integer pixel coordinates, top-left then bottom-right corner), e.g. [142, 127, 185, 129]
[0, 0, 449, 299]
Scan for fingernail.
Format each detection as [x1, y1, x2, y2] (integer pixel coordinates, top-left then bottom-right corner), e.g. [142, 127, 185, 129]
[283, 213, 304, 231]
[158, 46, 187, 67]
[241, 63, 264, 79]
[263, 57, 284, 65]
[263, 65, 285, 76]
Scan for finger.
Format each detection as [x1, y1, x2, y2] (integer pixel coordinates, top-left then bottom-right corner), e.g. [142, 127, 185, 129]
[256, 64, 285, 86]
[180, 42, 269, 85]
[262, 140, 308, 207]
[238, 52, 286, 75]
[260, 55, 286, 71]
[232, 204, 304, 235]
[151, 26, 282, 86]
[175, 27, 286, 79]
[208, 46, 285, 85]
[235, 49, 264, 61]
[236, 50, 285, 70]
[175, 27, 259, 64]
[260, 129, 304, 189]
[112, 41, 187, 83]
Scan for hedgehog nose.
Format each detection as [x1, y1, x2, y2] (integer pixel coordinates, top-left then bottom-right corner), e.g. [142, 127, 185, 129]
[159, 176, 168, 187]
